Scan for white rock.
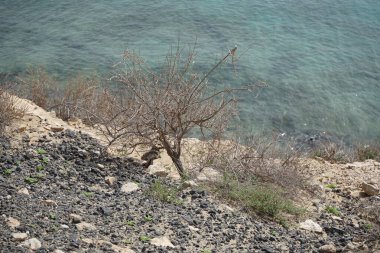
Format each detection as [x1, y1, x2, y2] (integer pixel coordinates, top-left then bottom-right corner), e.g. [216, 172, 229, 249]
[21, 238, 42, 250]
[188, 225, 200, 232]
[196, 167, 222, 182]
[11, 233, 28, 241]
[111, 244, 136, 253]
[18, 188, 30, 195]
[53, 250, 65, 253]
[50, 126, 64, 132]
[182, 180, 198, 188]
[219, 204, 235, 212]
[351, 218, 359, 228]
[105, 176, 117, 186]
[121, 182, 139, 193]
[6, 217, 20, 229]
[41, 199, 57, 206]
[319, 243, 336, 253]
[299, 219, 323, 233]
[97, 164, 105, 169]
[148, 164, 169, 177]
[76, 222, 96, 231]
[60, 224, 69, 229]
[150, 236, 175, 248]
[361, 182, 379, 196]
[69, 214, 83, 223]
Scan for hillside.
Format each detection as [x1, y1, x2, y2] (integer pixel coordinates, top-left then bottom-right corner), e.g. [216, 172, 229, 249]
[0, 98, 379, 252]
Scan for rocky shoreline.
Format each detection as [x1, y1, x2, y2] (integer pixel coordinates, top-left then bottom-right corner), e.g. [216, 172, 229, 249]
[0, 129, 379, 253]
[0, 98, 379, 252]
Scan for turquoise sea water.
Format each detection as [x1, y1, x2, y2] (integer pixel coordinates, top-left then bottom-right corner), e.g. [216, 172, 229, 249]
[1, 0, 379, 143]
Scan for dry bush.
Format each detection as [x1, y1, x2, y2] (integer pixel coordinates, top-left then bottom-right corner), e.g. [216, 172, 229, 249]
[17, 67, 55, 109]
[310, 140, 352, 164]
[355, 144, 380, 162]
[189, 133, 307, 191]
[49, 74, 100, 121]
[0, 88, 26, 135]
[98, 45, 256, 177]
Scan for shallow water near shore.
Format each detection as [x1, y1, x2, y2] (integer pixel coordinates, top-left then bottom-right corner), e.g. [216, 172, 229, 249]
[1, 0, 379, 144]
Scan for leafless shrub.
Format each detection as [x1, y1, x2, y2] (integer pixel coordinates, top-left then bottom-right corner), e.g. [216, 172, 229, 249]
[310, 140, 353, 164]
[0, 87, 26, 135]
[96, 45, 257, 177]
[49, 74, 100, 121]
[17, 67, 55, 109]
[189, 133, 308, 191]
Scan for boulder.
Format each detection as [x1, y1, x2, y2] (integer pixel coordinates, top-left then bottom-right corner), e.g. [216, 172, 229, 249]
[196, 167, 222, 182]
[76, 222, 96, 231]
[11, 233, 28, 241]
[105, 176, 117, 186]
[299, 219, 323, 233]
[150, 236, 175, 248]
[148, 164, 169, 177]
[20, 238, 42, 250]
[121, 182, 139, 193]
[361, 182, 379, 196]
[319, 243, 336, 253]
[6, 217, 20, 229]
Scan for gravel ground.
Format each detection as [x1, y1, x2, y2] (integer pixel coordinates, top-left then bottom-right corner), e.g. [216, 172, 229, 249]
[0, 130, 379, 253]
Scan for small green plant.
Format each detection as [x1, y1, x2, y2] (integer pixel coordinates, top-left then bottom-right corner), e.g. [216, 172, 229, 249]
[214, 174, 303, 218]
[325, 183, 337, 189]
[36, 148, 47, 155]
[3, 168, 13, 175]
[41, 157, 49, 164]
[35, 173, 45, 179]
[125, 220, 135, 226]
[139, 236, 151, 242]
[363, 223, 373, 231]
[325, 206, 340, 216]
[82, 191, 94, 197]
[25, 177, 39, 184]
[144, 215, 153, 222]
[200, 250, 212, 253]
[146, 180, 183, 205]
[36, 164, 44, 171]
[49, 213, 56, 220]
[122, 239, 132, 245]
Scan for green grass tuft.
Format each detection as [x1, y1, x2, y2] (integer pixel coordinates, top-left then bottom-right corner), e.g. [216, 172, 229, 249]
[146, 180, 183, 205]
[213, 174, 303, 218]
[325, 206, 340, 216]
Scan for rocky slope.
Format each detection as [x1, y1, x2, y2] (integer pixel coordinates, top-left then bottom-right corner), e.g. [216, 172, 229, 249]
[0, 99, 379, 253]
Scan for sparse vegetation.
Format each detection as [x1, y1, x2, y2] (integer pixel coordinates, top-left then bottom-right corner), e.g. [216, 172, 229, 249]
[2, 168, 14, 175]
[139, 235, 151, 242]
[0, 87, 26, 135]
[325, 183, 337, 189]
[36, 148, 47, 155]
[325, 206, 340, 216]
[312, 142, 349, 164]
[122, 239, 132, 245]
[363, 223, 373, 231]
[143, 215, 153, 222]
[82, 191, 94, 198]
[146, 180, 183, 205]
[213, 173, 303, 218]
[356, 145, 380, 161]
[124, 220, 135, 226]
[36, 165, 44, 171]
[41, 157, 49, 164]
[25, 177, 39, 184]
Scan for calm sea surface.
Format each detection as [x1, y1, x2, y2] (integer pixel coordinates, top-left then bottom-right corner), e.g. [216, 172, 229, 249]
[1, 0, 379, 143]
